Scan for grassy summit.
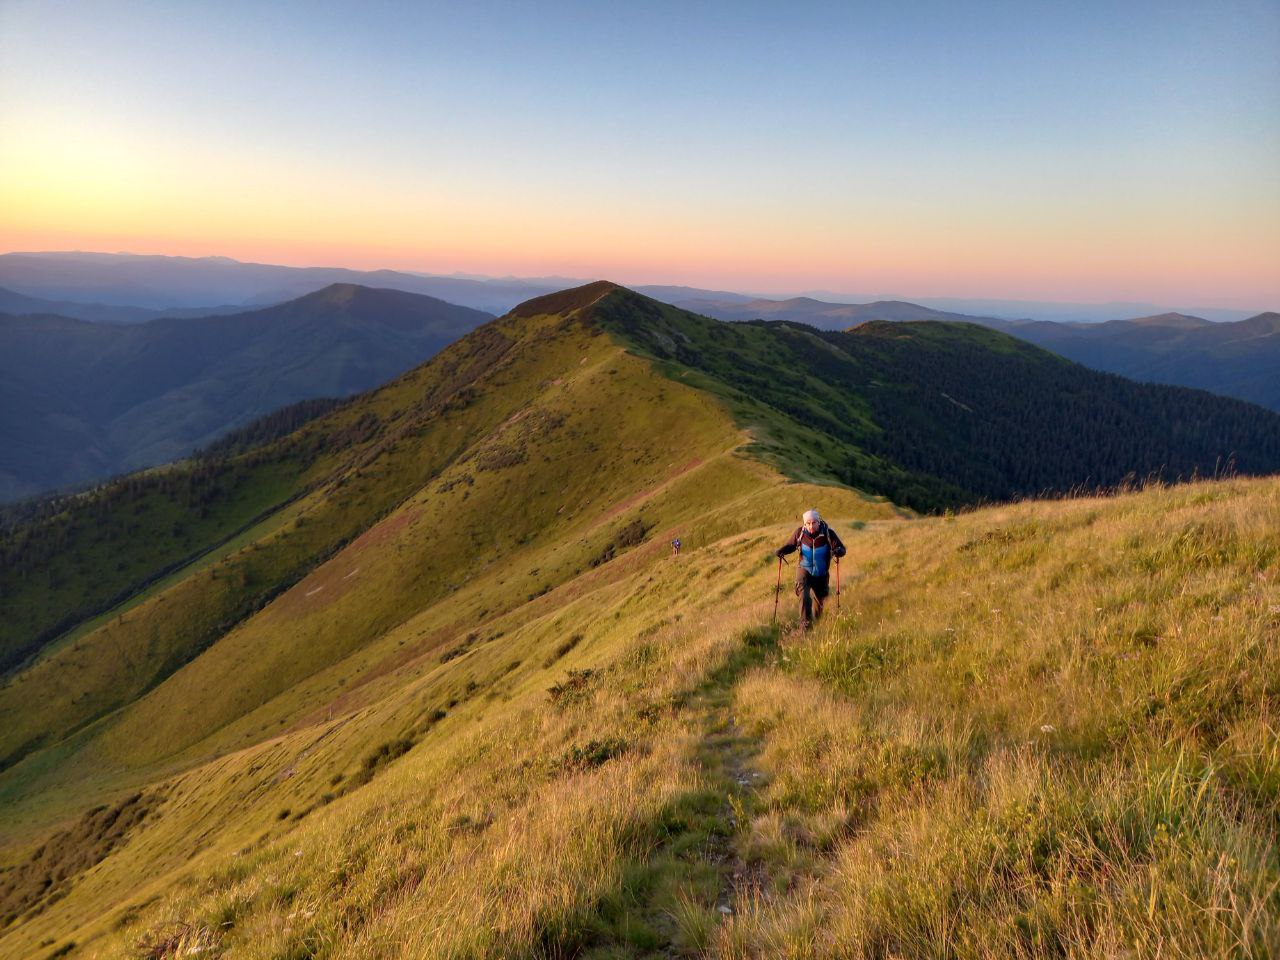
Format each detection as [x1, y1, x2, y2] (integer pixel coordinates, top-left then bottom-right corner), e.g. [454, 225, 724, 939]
[0, 284, 1277, 958]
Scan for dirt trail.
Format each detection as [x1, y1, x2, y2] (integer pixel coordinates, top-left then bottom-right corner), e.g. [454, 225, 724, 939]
[687, 626, 780, 923]
[700, 688, 768, 918]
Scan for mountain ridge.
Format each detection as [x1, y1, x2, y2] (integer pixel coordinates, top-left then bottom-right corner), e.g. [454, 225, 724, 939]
[581, 285, 1280, 508]
[679, 292, 1280, 411]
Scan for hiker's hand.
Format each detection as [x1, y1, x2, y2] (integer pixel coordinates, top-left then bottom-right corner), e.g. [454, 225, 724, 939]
[774, 548, 787, 559]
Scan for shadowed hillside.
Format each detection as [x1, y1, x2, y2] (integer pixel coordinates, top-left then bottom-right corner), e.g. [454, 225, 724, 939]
[0, 284, 1277, 958]
[0, 284, 492, 501]
[990, 311, 1280, 412]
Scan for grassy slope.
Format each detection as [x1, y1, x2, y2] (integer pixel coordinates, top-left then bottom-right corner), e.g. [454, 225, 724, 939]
[1, 285, 1277, 957]
[0, 456, 306, 675]
[4, 476, 1275, 959]
[0, 316, 527, 771]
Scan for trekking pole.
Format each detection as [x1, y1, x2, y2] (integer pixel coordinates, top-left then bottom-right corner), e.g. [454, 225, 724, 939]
[836, 556, 841, 610]
[771, 556, 783, 624]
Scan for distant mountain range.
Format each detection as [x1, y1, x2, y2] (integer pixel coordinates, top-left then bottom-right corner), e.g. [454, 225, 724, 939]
[0, 252, 564, 315]
[0, 284, 252, 324]
[682, 296, 1280, 412]
[1, 251, 1261, 323]
[3, 251, 1275, 498]
[981, 311, 1280, 412]
[670, 295, 1001, 327]
[0, 284, 491, 501]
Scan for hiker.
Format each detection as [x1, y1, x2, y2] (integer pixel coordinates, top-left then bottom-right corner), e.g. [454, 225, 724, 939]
[671, 537, 682, 557]
[775, 509, 846, 629]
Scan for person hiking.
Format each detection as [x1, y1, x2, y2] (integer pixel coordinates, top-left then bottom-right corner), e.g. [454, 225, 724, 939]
[775, 509, 846, 629]
[671, 537, 682, 558]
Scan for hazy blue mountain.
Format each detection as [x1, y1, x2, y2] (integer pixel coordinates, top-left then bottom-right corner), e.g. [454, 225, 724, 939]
[0, 285, 251, 323]
[991, 311, 1280, 412]
[0, 284, 492, 501]
[5, 251, 1260, 325]
[672, 295, 1001, 328]
[792, 292, 1257, 325]
[0, 252, 564, 315]
[632, 284, 757, 304]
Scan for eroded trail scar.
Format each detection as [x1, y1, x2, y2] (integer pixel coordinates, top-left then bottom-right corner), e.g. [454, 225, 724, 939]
[690, 625, 779, 920]
[564, 625, 780, 959]
[700, 693, 766, 918]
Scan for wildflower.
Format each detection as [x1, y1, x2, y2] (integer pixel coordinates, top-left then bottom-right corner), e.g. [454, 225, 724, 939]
[1040, 724, 1055, 733]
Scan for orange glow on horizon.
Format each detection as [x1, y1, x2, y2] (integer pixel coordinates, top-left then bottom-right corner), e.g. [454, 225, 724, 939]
[2, 136, 1277, 308]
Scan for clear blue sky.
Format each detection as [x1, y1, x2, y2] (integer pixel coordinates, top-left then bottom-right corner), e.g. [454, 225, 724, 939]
[2, 0, 1277, 306]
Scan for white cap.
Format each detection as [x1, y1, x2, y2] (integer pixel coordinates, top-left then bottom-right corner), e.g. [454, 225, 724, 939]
[803, 509, 820, 522]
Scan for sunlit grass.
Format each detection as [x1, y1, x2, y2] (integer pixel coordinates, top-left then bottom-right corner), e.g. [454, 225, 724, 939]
[721, 477, 1280, 958]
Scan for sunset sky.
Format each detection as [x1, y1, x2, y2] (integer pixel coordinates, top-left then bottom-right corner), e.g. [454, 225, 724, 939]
[2, 0, 1277, 307]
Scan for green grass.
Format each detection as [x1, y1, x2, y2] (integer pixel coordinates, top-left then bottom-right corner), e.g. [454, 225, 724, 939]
[0, 455, 306, 674]
[720, 478, 1280, 958]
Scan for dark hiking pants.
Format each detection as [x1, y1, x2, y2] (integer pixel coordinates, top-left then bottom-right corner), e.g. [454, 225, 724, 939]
[795, 570, 830, 627]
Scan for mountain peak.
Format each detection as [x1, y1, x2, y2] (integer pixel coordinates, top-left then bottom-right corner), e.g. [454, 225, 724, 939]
[300, 282, 367, 305]
[1125, 312, 1211, 328]
[1237, 311, 1280, 336]
[509, 280, 625, 318]
[291, 283, 477, 316]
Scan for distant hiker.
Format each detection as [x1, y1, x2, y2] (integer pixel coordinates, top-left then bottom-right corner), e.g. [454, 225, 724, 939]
[775, 509, 846, 629]
[671, 537, 682, 557]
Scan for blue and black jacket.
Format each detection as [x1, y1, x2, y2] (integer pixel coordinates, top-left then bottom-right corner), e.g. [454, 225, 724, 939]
[776, 521, 846, 577]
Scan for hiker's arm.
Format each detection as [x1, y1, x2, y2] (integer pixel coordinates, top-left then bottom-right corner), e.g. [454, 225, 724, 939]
[828, 527, 847, 558]
[775, 528, 799, 558]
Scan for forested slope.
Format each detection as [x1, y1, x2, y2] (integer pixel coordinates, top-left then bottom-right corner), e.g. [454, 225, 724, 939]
[588, 287, 1280, 509]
